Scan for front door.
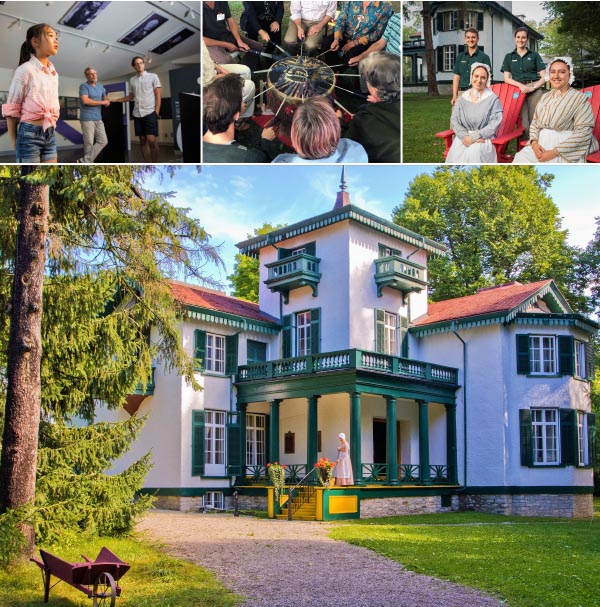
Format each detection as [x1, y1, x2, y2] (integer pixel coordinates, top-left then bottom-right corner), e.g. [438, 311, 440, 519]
[372, 418, 401, 463]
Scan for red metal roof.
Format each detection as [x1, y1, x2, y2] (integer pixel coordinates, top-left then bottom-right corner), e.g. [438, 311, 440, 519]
[413, 280, 554, 326]
[169, 281, 279, 325]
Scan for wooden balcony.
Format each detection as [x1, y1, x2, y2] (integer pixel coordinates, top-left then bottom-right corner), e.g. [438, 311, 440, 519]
[374, 255, 427, 298]
[237, 349, 458, 386]
[264, 253, 321, 303]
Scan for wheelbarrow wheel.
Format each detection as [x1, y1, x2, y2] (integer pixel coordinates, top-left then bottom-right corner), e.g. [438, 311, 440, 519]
[93, 571, 116, 607]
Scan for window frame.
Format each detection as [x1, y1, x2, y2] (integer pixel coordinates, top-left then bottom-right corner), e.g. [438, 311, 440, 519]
[296, 310, 312, 356]
[531, 408, 560, 465]
[205, 333, 225, 374]
[529, 335, 557, 375]
[443, 45, 456, 72]
[203, 491, 224, 510]
[574, 340, 586, 379]
[246, 413, 266, 466]
[204, 409, 226, 466]
[464, 11, 480, 29]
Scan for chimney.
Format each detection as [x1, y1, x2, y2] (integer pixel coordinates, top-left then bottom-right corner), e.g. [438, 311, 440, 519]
[333, 167, 350, 209]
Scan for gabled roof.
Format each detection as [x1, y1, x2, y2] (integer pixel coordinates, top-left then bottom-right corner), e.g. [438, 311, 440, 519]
[236, 204, 447, 257]
[169, 281, 280, 334]
[410, 280, 598, 336]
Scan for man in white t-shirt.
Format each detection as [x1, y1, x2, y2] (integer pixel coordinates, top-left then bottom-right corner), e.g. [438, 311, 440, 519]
[114, 56, 161, 162]
[283, 1, 337, 55]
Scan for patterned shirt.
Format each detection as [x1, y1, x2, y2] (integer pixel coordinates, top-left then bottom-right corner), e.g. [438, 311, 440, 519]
[381, 13, 401, 56]
[333, 1, 393, 46]
[2, 55, 60, 131]
[529, 87, 599, 162]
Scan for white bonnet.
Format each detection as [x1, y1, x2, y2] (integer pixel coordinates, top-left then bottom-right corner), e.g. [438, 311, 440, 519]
[338, 433, 345, 439]
[470, 62, 492, 88]
[546, 56, 575, 85]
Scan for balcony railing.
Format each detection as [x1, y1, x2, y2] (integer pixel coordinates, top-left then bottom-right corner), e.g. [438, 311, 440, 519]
[361, 463, 449, 484]
[264, 253, 321, 303]
[237, 349, 458, 385]
[374, 255, 427, 297]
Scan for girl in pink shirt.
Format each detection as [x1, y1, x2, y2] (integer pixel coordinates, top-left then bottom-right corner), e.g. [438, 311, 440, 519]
[2, 23, 60, 163]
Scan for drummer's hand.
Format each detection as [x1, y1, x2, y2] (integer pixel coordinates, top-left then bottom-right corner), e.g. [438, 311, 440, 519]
[348, 55, 361, 66]
[307, 25, 321, 37]
[262, 127, 277, 141]
[271, 22, 280, 33]
[237, 40, 250, 52]
[297, 28, 305, 41]
[330, 39, 340, 51]
[258, 29, 270, 42]
[335, 109, 343, 119]
[223, 41, 238, 52]
[342, 40, 356, 53]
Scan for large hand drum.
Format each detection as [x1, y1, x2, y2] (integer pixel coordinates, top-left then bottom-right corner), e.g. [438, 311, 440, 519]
[266, 56, 335, 136]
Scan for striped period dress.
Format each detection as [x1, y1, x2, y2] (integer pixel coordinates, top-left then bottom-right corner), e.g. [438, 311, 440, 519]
[514, 86, 598, 163]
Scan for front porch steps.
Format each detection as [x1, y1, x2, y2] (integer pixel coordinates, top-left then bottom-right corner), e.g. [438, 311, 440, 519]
[276, 494, 317, 521]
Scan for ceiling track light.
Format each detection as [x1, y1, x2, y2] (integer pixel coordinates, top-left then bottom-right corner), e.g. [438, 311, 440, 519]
[85, 39, 93, 48]
[8, 18, 22, 30]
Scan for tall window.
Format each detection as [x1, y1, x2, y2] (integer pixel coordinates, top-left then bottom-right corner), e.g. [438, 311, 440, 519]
[205, 410, 225, 465]
[442, 11, 457, 30]
[575, 340, 586, 378]
[529, 335, 556, 374]
[464, 11, 480, 29]
[246, 413, 266, 466]
[296, 311, 312, 356]
[532, 409, 559, 464]
[383, 311, 397, 356]
[578, 412, 589, 466]
[206, 334, 225, 373]
[443, 45, 456, 72]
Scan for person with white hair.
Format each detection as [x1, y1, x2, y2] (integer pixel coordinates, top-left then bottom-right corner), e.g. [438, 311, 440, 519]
[445, 62, 503, 164]
[335, 433, 354, 486]
[513, 57, 599, 163]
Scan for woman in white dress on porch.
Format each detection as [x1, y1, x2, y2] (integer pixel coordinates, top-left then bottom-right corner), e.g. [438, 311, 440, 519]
[513, 56, 599, 163]
[445, 62, 503, 164]
[335, 433, 354, 486]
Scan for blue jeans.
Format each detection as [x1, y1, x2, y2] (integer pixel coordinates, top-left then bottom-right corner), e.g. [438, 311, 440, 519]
[16, 122, 57, 163]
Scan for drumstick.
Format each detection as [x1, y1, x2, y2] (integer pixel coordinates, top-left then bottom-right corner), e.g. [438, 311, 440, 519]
[250, 84, 277, 101]
[332, 97, 354, 118]
[333, 83, 368, 98]
[273, 43, 291, 58]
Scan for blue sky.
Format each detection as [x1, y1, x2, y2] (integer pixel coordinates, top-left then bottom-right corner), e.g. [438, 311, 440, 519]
[147, 166, 599, 292]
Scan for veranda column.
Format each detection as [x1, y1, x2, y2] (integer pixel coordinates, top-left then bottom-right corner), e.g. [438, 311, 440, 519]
[307, 395, 320, 471]
[386, 396, 398, 485]
[269, 399, 281, 464]
[445, 402, 458, 485]
[418, 400, 431, 484]
[350, 392, 363, 485]
[238, 402, 248, 475]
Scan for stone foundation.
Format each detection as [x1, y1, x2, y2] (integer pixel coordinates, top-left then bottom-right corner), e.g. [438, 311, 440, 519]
[360, 495, 458, 518]
[458, 493, 593, 519]
[154, 496, 204, 512]
[237, 494, 268, 511]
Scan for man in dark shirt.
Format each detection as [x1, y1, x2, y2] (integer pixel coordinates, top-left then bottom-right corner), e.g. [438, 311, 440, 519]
[451, 28, 491, 105]
[203, 1, 262, 69]
[202, 74, 276, 163]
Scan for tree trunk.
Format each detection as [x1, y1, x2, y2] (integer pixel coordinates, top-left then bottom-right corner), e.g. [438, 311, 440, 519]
[422, 2, 439, 96]
[0, 166, 49, 557]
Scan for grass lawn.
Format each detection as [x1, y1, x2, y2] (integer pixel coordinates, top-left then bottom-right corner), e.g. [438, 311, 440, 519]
[403, 93, 453, 163]
[0, 533, 241, 607]
[329, 509, 600, 607]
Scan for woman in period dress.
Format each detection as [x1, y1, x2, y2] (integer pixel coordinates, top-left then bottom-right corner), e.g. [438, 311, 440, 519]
[445, 62, 503, 164]
[513, 57, 599, 164]
[335, 433, 354, 486]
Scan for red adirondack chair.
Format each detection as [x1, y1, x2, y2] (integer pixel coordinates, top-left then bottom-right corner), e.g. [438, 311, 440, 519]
[435, 83, 526, 163]
[582, 84, 600, 162]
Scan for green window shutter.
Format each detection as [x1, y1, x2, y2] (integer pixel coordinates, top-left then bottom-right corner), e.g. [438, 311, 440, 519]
[310, 308, 321, 354]
[225, 334, 239, 375]
[399, 315, 409, 358]
[282, 314, 292, 358]
[375, 309, 385, 353]
[519, 409, 533, 467]
[436, 13, 443, 31]
[516, 334, 530, 374]
[558, 335, 574, 376]
[194, 329, 206, 371]
[305, 242, 316, 256]
[227, 417, 242, 476]
[278, 247, 292, 260]
[588, 413, 597, 467]
[585, 342, 594, 379]
[191, 410, 205, 477]
[477, 12, 484, 31]
[560, 408, 577, 466]
[436, 46, 443, 71]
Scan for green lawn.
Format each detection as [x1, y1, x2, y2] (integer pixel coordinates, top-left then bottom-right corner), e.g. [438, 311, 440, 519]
[329, 509, 600, 607]
[403, 93, 453, 163]
[0, 534, 241, 607]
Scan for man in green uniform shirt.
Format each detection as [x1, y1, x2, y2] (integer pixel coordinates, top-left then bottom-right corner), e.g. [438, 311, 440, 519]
[501, 27, 546, 139]
[451, 28, 491, 106]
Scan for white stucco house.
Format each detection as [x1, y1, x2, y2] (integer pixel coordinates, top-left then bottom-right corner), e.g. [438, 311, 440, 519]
[98, 173, 597, 520]
[403, 1, 544, 89]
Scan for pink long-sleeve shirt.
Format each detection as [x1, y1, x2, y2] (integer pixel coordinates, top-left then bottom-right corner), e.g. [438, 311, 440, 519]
[2, 56, 60, 131]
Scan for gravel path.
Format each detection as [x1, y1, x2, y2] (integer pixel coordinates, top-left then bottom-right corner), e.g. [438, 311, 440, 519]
[138, 510, 506, 607]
